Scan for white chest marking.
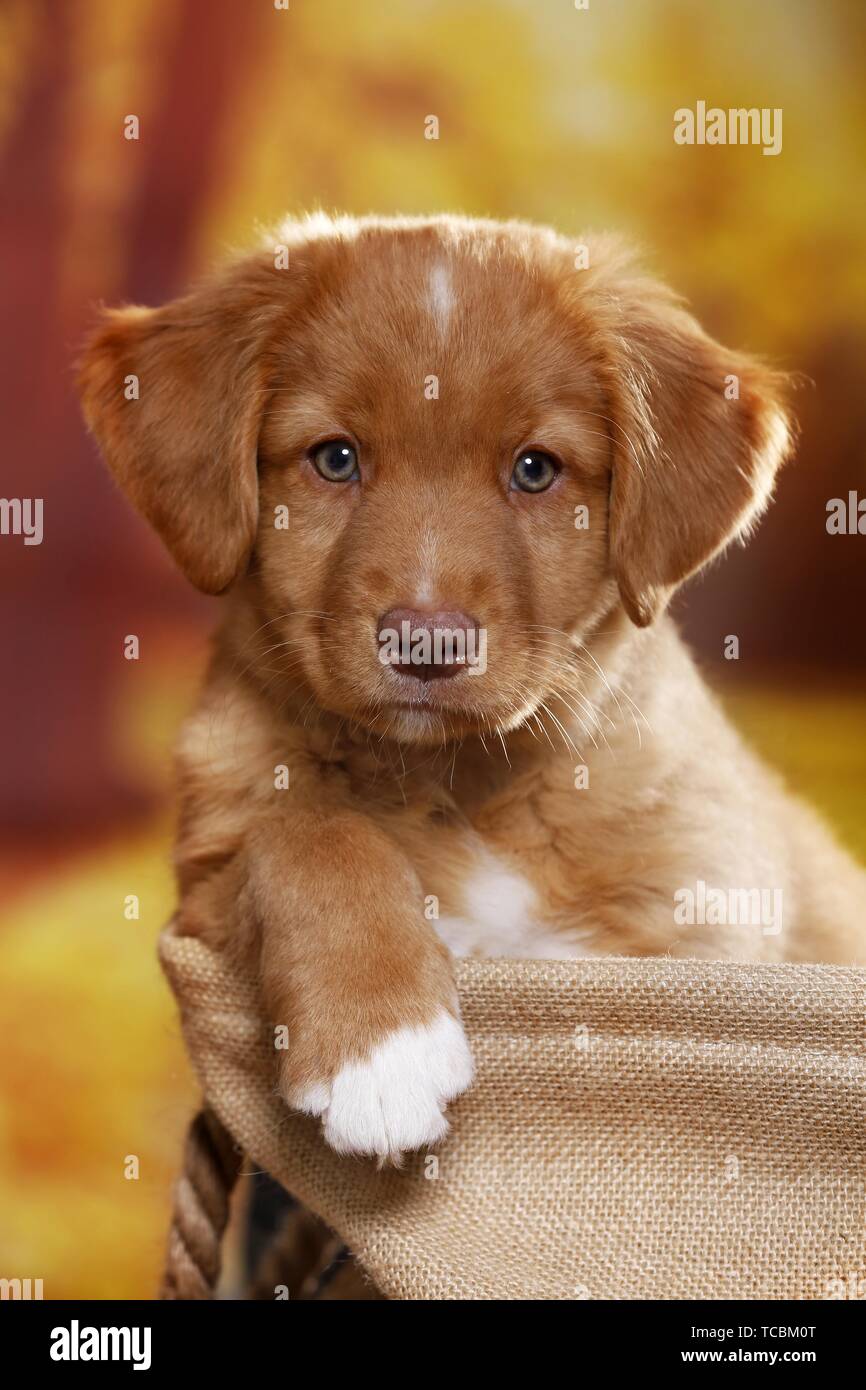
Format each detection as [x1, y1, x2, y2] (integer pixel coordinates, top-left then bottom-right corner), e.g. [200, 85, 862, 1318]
[435, 851, 594, 959]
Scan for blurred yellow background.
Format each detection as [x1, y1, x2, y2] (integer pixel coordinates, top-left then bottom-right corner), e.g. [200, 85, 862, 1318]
[1, 0, 864, 1298]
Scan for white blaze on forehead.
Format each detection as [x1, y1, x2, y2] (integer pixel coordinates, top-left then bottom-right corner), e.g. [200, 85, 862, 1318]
[413, 524, 440, 608]
[428, 261, 453, 334]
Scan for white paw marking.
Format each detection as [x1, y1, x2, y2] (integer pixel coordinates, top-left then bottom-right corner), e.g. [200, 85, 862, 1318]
[290, 1011, 474, 1158]
[290, 1080, 330, 1116]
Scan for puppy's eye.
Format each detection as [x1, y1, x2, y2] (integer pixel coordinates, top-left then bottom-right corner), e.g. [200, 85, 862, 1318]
[311, 439, 359, 482]
[511, 449, 559, 493]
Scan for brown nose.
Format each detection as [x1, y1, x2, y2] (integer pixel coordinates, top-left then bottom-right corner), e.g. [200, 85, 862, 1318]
[378, 607, 481, 682]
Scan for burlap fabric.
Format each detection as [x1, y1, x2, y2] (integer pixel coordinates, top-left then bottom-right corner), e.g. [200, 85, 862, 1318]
[159, 925, 866, 1301]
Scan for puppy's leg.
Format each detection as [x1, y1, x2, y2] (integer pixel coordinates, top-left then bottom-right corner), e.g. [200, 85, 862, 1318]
[249, 810, 473, 1160]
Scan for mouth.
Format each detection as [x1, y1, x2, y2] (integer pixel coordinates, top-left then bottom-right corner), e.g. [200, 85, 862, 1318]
[374, 672, 484, 722]
[384, 658, 471, 683]
[384, 694, 466, 716]
[353, 679, 539, 745]
[382, 669, 476, 712]
[386, 698, 461, 714]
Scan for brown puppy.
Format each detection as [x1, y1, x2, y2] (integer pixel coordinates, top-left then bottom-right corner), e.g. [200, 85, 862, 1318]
[80, 215, 866, 1158]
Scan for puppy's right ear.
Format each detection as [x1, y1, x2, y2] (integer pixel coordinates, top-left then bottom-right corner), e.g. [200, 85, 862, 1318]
[79, 266, 281, 593]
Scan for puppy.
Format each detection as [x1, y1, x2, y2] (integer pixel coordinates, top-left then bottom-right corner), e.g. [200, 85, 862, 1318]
[80, 214, 866, 1159]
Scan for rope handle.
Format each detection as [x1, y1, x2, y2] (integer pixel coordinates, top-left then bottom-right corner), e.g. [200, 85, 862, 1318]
[160, 1105, 242, 1300]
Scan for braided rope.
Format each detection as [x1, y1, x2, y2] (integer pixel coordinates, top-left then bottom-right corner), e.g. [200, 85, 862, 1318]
[160, 1106, 242, 1300]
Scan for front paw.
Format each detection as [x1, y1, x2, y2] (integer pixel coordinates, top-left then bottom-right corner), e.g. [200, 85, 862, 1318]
[283, 1010, 474, 1159]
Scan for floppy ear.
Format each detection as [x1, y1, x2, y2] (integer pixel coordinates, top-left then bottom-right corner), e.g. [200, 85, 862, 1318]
[600, 275, 793, 627]
[78, 264, 282, 593]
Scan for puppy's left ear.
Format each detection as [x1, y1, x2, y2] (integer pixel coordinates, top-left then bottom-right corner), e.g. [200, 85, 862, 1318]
[601, 278, 793, 627]
[78, 262, 283, 594]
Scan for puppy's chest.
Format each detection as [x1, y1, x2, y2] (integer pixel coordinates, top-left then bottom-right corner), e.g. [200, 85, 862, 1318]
[435, 851, 590, 959]
[387, 814, 595, 960]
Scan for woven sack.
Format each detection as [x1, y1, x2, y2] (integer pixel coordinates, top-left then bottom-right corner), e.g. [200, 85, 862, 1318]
[159, 924, 866, 1300]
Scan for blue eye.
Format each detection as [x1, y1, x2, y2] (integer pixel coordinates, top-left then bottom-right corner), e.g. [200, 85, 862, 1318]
[312, 439, 359, 482]
[511, 450, 559, 493]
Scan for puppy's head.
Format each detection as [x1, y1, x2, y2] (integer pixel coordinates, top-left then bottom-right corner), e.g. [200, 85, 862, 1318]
[79, 215, 792, 744]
